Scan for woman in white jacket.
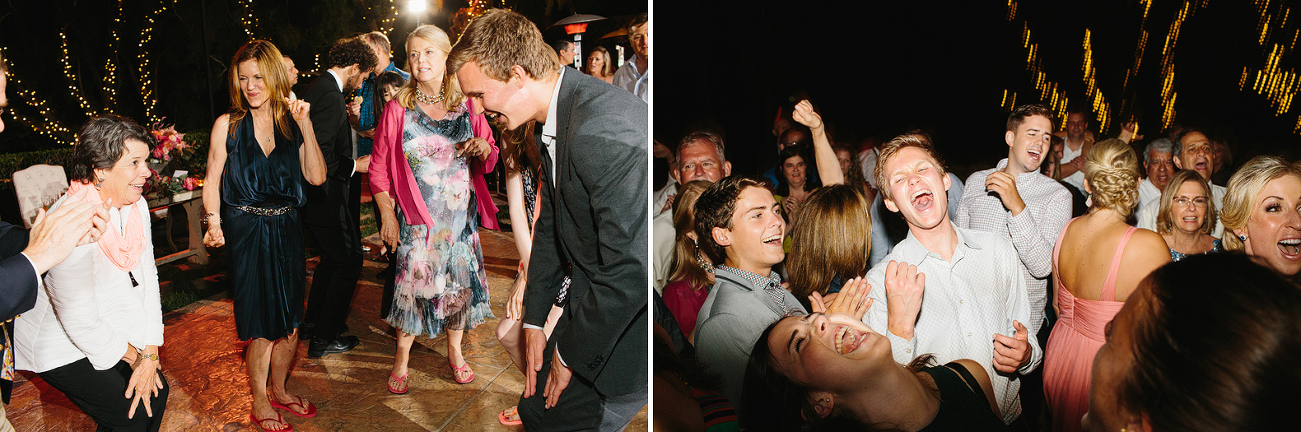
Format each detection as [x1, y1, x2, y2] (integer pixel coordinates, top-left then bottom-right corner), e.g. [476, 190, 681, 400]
[16, 115, 168, 431]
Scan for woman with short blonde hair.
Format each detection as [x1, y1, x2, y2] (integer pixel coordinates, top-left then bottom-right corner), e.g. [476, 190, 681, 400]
[1155, 170, 1222, 261]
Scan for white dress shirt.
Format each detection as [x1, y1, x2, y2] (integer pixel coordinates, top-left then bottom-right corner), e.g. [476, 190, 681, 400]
[652, 210, 674, 294]
[863, 227, 1041, 424]
[15, 199, 164, 373]
[956, 159, 1073, 335]
[611, 54, 648, 102]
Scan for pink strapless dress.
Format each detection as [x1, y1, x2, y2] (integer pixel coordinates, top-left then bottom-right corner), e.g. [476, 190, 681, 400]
[1043, 220, 1132, 432]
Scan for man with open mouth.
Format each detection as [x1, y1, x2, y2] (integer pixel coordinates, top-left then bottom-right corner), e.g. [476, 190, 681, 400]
[1138, 128, 1227, 239]
[864, 133, 1041, 426]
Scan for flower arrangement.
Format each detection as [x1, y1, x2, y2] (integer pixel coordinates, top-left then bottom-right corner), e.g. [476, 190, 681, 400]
[144, 119, 207, 201]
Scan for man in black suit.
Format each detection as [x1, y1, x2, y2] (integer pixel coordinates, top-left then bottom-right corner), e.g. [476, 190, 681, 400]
[0, 54, 108, 428]
[298, 37, 376, 358]
[451, 10, 649, 431]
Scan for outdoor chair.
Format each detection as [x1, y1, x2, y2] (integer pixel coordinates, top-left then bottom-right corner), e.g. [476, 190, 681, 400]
[12, 164, 70, 229]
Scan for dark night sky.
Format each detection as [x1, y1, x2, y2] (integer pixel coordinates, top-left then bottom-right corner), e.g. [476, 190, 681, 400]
[658, 0, 1301, 179]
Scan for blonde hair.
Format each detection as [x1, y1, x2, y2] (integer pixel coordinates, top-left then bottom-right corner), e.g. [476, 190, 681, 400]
[786, 184, 873, 301]
[585, 46, 613, 77]
[447, 9, 561, 82]
[227, 40, 294, 138]
[1156, 170, 1217, 235]
[667, 180, 715, 290]
[873, 133, 946, 201]
[396, 25, 465, 111]
[1085, 138, 1140, 218]
[1220, 156, 1301, 251]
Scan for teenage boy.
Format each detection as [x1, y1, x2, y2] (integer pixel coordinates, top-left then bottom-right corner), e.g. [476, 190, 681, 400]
[865, 134, 1041, 425]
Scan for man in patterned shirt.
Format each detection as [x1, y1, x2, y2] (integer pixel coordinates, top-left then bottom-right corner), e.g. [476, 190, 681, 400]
[864, 133, 1041, 425]
[693, 176, 805, 412]
[956, 104, 1071, 338]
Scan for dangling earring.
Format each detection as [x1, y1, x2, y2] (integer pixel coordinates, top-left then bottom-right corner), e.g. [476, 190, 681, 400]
[95, 176, 104, 190]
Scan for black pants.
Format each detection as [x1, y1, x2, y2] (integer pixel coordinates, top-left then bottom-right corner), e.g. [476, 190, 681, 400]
[303, 220, 363, 340]
[40, 358, 169, 432]
[518, 347, 647, 432]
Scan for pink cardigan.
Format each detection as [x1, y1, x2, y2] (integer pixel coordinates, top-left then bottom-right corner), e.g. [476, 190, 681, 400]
[369, 98, 500, 230]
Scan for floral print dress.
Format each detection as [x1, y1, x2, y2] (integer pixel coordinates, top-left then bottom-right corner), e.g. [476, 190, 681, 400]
[387, 103, 492, 336]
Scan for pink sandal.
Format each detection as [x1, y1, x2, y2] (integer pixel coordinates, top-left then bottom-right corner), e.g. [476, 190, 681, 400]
[498, 406, 523, 425]
[269, 395, 317, 418]
[450, 361, 475, 384]
[388, 372, 409, 394]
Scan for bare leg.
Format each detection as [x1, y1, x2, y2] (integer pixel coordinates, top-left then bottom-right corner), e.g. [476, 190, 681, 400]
[247, 338, 287, 429]
[392, 330, 416, 379]
[268, 329, 308, 415]
[496, 318, 526, 373]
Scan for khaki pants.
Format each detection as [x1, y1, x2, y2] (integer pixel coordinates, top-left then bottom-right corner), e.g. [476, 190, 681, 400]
[0, 402, 15, 432]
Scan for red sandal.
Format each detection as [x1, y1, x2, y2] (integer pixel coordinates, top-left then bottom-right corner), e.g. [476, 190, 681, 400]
[269, 395, 317, 418]
[498, 406, 523, 425]
[450, 361, 475, 384]
[388, 372, 410, 394]
[249, 412, 293, 432]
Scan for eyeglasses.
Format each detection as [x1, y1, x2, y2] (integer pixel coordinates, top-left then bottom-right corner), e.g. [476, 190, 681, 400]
[1172, 196, 1208, 207]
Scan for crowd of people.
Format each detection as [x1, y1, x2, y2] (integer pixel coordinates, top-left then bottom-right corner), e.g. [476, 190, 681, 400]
[1, 9, 649, 432]
[654, 100, 1301, 431]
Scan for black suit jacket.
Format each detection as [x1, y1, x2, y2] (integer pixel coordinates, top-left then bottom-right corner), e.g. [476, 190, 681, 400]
[0, 221, 37, 321]
[299, 72, 356, 228]
[524, 70, 648, 396]
[1, 221, 38, 403]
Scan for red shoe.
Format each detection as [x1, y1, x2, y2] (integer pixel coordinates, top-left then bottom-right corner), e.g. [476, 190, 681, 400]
[450, 361, 475, 384]
[388, 372, 409, 394]
[249, 412, 293, 432]
[498, 406, 523, 425]
[269, 395, 317, 418]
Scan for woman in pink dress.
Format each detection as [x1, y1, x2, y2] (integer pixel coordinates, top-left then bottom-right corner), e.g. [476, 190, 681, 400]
[1045, 139, 1170, 432]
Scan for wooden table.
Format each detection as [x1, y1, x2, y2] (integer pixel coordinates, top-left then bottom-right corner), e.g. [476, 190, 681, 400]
[147, 190, 209, 265]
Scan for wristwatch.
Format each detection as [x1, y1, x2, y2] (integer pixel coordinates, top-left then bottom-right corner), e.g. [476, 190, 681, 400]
[140, 353, 159, 362]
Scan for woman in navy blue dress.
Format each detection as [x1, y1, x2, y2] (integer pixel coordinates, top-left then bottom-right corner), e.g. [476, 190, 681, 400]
[201, 40, 326, 432]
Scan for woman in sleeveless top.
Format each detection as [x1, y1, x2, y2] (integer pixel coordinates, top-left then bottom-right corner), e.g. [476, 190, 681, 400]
[1155, 170, 1223, 261]
[202, 40, 327, 431]
[741, 313, 1008, 431]
[1045, 139, 1170, 432]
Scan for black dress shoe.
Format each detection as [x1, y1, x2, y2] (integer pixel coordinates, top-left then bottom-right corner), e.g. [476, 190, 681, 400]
[308, 335, 359, 358]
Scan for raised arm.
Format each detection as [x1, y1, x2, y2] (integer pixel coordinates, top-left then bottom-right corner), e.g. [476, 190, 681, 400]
[289, 99, 326, 185]
[792, 100, 844, 185]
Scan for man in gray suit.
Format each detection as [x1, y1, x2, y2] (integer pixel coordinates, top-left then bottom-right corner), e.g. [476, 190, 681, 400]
[451, 9, 648, 431]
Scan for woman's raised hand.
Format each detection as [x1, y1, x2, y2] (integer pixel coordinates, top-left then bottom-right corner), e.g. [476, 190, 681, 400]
[287, 98, 312, 124]
[792, 100, 823, 130]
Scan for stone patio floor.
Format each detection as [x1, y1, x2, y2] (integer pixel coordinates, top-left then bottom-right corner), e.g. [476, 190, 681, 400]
[6, 227, 648, 431]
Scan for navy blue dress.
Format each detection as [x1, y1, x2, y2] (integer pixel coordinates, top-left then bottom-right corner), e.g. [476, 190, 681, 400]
[222, 115, 307, 341]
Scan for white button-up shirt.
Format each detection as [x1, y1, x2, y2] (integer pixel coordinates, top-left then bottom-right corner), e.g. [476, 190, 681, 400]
[863, 226, 1041, 424]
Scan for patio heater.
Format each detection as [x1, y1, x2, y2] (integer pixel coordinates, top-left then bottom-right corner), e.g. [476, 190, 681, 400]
[551, 14, 606, 71]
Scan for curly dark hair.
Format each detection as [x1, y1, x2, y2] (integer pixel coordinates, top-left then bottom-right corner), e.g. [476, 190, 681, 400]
[327, 37, 377, 73]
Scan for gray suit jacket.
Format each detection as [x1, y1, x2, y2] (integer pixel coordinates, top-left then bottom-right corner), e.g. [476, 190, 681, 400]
[524, 70, 648, 397]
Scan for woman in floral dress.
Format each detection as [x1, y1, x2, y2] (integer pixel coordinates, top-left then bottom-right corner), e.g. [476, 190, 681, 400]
[369, 24, 498, 390]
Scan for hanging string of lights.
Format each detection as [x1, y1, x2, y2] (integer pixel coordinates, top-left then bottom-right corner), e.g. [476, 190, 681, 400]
[1004, 10, 1071, 127]
[138, 3, 168, 123]
[235, 0, 261, 41]
[57, 32, 96, 118]
[1242, 0, 1301, 132]
[102, 0, 123, 111]
[2, 50, 75, 145]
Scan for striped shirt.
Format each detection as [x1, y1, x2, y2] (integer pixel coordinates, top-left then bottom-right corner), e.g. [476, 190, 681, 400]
[956, 159, 1072, 335]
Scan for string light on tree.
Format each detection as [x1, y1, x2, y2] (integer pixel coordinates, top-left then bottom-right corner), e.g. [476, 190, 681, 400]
[138, 3, 169, 123]
[58, 33, 96, 118]
[1, 48, 75, 145]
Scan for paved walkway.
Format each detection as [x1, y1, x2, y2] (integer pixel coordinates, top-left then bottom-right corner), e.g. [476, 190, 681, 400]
[6, 228, 648, 431]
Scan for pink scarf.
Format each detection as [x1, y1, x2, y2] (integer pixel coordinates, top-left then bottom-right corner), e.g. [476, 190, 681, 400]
[67, 181, 145, 272]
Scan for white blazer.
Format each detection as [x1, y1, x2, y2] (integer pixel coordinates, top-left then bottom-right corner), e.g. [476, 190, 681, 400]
[15, 197, 164, 372]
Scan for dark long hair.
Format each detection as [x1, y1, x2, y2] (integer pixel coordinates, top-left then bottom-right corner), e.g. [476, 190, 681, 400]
[1119, 253, 1301, 431]
[741, 315, 934, 432]
[776, 143, 820, 197]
